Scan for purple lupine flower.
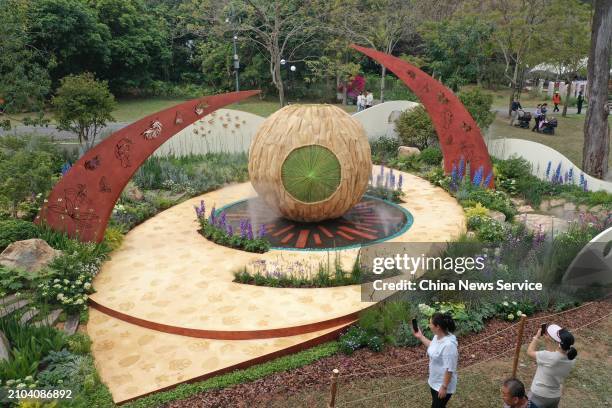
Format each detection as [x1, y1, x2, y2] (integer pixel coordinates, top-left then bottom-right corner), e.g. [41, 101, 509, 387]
[568, 168, 574, 183]
[545, 161, 552, 180]
[583, 178, 588, 192]
[484, 170, 493, 187]
[258, 223, 266, 238]
[398, 174, 403, 190]
[247, 221, 254, 240]
[390, 173, 396, 189]
[239, 219, 247, 238]
[194, 205, 202, 218]
[200, 200, 205, 217]
[579, 173, 585, 188]
[226, 224, 233, 236]
[61, 162, 72, 176]
[208, 206, 216, 225]
[472, 165, 484, 187]
[458, 157, 465, 182]
[218, 212, 227, 229]
[554, 163, 562, 184]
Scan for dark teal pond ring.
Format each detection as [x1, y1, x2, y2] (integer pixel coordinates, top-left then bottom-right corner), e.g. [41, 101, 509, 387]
[215, 195, 414, 251]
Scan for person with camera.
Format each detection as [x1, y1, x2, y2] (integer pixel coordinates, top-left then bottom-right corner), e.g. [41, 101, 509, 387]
[413, 313, 459, 408]
[526, 324, 578, 408]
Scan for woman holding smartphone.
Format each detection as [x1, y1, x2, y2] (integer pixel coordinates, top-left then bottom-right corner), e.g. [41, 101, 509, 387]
[527, 324, 577, 408]
[413, 313, 459, 408]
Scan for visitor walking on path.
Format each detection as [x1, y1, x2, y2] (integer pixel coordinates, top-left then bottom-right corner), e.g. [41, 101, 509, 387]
[365, 90, 373, 109]
[552, 91, 561, 112]
[357, 92, 365, 112]
[526, 324, 578, 408]
[576, 91, 584, 114]
[532, 104, 542, 132]
[510, 98, 523, 126]
[413, 313, 459, 408]
[502, 378, 539, 408]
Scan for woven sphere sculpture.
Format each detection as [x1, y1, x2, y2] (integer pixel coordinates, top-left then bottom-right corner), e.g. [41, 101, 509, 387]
[248, 104, 372, 222]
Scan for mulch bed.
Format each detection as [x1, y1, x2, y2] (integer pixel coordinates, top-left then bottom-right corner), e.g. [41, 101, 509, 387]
[163, 300, 612, 408]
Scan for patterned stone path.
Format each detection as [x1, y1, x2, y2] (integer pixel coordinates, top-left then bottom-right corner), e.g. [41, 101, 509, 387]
[87, 170, 466, 402]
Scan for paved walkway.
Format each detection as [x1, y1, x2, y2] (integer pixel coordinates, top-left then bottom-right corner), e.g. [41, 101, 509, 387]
[87, 169, 466, 402]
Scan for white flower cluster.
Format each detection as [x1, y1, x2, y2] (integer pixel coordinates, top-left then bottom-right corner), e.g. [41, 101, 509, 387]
[38, 273, 94, 312]
[3, 376, 38, 389]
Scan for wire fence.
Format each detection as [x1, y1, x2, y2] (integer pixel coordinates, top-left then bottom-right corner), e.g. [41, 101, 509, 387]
[329, 300, 611, 407]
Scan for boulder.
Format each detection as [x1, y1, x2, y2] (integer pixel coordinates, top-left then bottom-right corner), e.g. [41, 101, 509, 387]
[124, 183, 144, 202]
[517, 205, 534, 213]
[487, 210, 506, 223]
[398, 146, 420, 158]
[0, 239, 61, 273]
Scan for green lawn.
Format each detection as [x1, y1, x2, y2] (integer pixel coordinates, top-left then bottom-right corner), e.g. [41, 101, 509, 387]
[487, 110, 612, 169]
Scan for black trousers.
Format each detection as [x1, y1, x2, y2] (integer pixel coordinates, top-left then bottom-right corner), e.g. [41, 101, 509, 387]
[430, 387, 452, 408]
[553, 103, 560, 112]
[577, 103, 582, 114]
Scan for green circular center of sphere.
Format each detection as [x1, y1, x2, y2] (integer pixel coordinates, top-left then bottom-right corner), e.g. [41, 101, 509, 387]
[281, 145, 341, 203]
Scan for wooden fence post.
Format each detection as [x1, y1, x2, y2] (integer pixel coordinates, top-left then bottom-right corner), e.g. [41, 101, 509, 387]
[328, 368, 340, 408]
[512, 315, 528, 378]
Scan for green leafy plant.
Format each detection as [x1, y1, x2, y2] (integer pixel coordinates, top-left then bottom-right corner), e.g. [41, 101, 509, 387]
[395, 105, 435, 150]
[0, 220, 39, 251]
[370, 137, 401, 164]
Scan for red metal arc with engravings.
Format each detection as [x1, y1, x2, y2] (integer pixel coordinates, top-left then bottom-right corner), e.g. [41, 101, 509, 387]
[36, 90, 260, 242]
[351, 44, 494, 187]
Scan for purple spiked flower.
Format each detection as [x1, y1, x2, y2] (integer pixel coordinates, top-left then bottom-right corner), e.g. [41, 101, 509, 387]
[239, 219, 247, 238]
[208, 205, 216, 225]
[398, 174, 403, 190]
[247, 221, 254, 240]
[226, 224, 233, 236]
[472, 165, 484, 187]
[484, 170, 493, 187]
[258, 223, 266, 238]
[545, 161, 552, 179]
[458, 157, 465, 181]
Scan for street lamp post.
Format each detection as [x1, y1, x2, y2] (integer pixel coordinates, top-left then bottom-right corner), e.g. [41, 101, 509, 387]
[226, 17, 240, 92]
[280, 59, 297, 104]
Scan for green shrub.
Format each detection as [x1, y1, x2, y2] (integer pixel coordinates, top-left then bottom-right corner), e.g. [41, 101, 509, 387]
[103, 226, 124, 251]
[457, 185, 516, 221]
[468, 215, 506, 243]
[457, 87, 495, 130]
[464, 203, 489, 219]
[0, 219, 39, 251]
[66, 333, 92, 355]
[339, 325, 383, 355]
[495, 299, 536, 321]
[395, 105, 435, 150]
[37, 350, 84, 388]
[370, 137, 400, 164]
[419, 147, 443, 166]
[388, 155, 422, 172]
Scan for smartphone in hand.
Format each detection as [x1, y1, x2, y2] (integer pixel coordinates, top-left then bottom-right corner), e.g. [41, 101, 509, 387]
[412, 318, 419, 333]
[541, 323, 547, 335]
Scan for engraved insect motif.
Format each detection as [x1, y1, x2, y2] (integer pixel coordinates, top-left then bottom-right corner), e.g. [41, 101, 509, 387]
[142, 120, 162, 140]
[437, 92, 449, 104]
[84, 155, 101, 171]
[442, 110, 454, 129]
[114, 138, 133, 168]
[461, 121, 472, 132]
[46, 184, 99, 229]
[99, 176, 111, 193]
[405, 70, 416, 80]
[195, 101, 209, 115]
[174, 112, 183, 125]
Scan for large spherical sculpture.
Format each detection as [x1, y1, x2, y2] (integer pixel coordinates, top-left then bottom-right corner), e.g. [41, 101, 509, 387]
[248, 104, 372, 222]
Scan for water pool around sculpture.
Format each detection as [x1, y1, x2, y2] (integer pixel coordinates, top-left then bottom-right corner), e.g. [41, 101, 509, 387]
[215, 195, 414, 250]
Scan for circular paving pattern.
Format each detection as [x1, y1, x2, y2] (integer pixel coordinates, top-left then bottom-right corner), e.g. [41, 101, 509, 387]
[217, 195, 413, 250]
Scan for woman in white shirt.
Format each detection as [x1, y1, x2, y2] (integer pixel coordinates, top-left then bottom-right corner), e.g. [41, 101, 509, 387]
[527, 324, 578, 408]
[356, 92, 365, 112]
[413, 313, 459, 408]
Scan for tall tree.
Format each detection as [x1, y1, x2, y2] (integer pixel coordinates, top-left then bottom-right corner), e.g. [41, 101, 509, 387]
[186, 0, 324, 107]
[582, 0, 611, 179]
[483, 0, 550, 115]
[0, 0, 51, 117]
[333, 0, 415, 102]
[539, 0, 590, 117]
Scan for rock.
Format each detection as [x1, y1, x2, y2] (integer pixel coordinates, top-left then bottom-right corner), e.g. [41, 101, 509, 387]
[19, 308, 39, 325]
[590, 204, 603, 213]
[0, 331, 10, 362]
[398, 146, 420, 158]
[34, 309, 62, 328]
[549, 198, 566, 207]
[487, 210, 506, 223]
[466, 231, 476, 239]
[520, 213, 569, 237]
[511, 198, 526, 206]
[563, 202, 576, 211]
[539, 200, 551, 211]
[124, 183, 144, 202]
[0, 239, 61, 273]
[517, 205, 534, 213]
[578, 204, 588, 212]
[63, 314, 80, 335]
[0, 299, 30, 318]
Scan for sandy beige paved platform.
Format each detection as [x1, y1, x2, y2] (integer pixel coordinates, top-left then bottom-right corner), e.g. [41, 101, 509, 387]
[89, 170, 465, 335]
[87, 309, 351, 403]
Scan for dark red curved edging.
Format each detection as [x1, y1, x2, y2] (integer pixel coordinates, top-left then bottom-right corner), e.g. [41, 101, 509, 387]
[115, 321, 353, 405]
[36, 90, 260, 242]
[351, 44, 494, 187]
[89, 297, 364, 340]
